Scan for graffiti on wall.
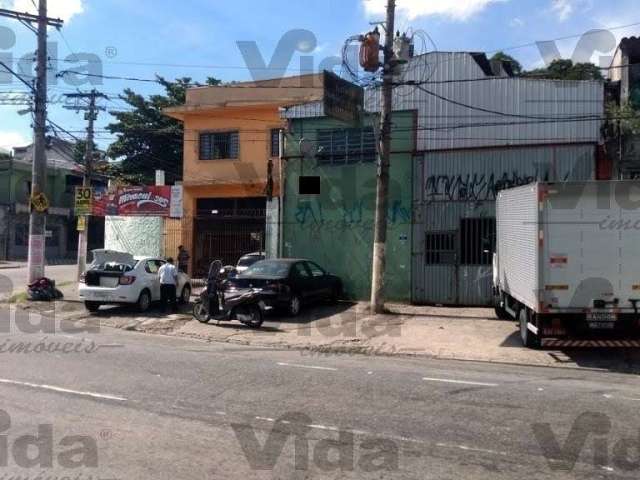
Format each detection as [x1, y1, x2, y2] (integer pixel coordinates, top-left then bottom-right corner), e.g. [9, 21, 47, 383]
[425, 171, 545, 202]
[294, 199, 410, 232]
[424, 162, 586, 202]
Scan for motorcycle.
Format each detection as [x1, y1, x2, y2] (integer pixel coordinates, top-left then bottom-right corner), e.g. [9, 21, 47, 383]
[192, 260, 269, 329]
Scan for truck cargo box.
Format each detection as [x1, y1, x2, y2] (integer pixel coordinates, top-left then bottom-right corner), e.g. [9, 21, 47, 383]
[494, 181, 640, 346]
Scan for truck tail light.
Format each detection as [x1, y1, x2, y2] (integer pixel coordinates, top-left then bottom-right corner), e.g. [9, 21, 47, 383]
[119, 276, 136, 285]
[79, 273, 86, 284]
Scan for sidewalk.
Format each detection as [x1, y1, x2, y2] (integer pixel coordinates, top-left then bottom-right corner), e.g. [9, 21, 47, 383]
[0, 261, 26, 270]
[29, 293, 640, 372]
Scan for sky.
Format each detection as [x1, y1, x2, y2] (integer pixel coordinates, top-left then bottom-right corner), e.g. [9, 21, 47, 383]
[0, 0, 639, 152]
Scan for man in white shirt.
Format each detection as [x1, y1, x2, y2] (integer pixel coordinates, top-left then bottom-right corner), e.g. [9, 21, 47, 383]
[158, 257, 178, 313]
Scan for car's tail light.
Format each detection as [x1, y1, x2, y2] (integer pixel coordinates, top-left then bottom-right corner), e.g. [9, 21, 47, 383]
[119, 276, 136, 285]
[265, 282, 285, 293]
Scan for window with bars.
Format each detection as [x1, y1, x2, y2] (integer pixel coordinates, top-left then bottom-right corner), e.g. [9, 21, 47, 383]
[199, 131, 239, 160]
[316, 127, 376, 165]
[425, 231, 456, 265]
[270, 129, 280, 157]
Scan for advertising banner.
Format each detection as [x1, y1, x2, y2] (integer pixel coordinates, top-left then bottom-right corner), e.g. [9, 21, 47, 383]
[90, 186, 183, 218]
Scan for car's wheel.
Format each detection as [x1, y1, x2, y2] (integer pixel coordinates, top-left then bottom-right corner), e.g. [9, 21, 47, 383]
[329, 283, 342, 304]
[288, 294, 302, 317]
[85, 301, 101, 313]
[179, 285, 191, 305]
[136, 290, 151, 313]
[519, 307, 540, 349]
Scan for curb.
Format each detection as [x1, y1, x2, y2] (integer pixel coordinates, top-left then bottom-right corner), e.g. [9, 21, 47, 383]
[41, 304, 640, 375]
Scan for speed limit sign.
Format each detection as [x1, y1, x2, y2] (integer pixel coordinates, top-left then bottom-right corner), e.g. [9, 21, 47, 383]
[74, 186, 93, 215]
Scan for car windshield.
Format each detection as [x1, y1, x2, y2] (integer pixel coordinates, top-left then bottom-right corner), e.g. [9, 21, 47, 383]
[241, 260, 290, 277]
[237, 255, 263, 267]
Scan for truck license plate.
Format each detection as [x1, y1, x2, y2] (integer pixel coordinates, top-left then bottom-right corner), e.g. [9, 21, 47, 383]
[586, 311, 617, 329]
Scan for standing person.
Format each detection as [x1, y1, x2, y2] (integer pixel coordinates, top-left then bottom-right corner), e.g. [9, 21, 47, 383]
[158, 257, 178, 313]
[177, 245, 190, 275]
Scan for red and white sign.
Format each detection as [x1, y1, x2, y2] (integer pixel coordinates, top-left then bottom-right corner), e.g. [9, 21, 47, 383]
[91, 186, 183, 218]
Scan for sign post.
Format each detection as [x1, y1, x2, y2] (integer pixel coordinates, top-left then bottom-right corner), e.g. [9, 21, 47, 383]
[74, 186, 93, 280]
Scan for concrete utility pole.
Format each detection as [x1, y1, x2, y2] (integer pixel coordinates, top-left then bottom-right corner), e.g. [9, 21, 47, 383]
[370, 0, 396, 313]
[64, 90, 106, 279]
[27, 0, 50, 284]
[0, 1, 63, 284]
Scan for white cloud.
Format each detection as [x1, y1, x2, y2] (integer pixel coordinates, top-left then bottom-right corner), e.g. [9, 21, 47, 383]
[550, 0, 593, 22]
[363, 0, 507, 21]
[509, 17, 524, 27]
[0, 131, 29, 150]
[0, 0, 84, 22]
[550, 0, 574, 21]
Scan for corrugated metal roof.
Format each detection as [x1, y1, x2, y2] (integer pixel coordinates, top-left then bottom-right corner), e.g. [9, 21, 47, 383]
[283, 52, 604, 150]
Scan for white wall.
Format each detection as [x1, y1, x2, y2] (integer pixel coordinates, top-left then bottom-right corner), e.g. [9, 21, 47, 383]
[105, 216, 164, 258]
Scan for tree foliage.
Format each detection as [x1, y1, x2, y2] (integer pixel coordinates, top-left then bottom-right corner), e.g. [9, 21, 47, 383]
[523, 59, 604, 81]
[490, 51, 523, 75]
[106, 76, 221, 184]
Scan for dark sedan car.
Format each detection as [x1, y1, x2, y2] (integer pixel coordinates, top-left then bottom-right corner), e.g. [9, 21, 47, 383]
[225, 259, 342, 316]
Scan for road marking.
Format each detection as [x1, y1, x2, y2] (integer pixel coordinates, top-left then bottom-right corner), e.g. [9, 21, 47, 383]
[0, 378, 127, 402]
[255, 416, 275, 422]
[422, 377, 498, 387]
[277, 362, 337, 371]
[215, 411, 227, 416]
[308, 424, 340, 432]
[603, 393, 640, 402]
[436, 442, 507, 456]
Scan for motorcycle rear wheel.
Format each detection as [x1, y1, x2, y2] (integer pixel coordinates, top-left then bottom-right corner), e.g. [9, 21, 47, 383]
[193, 302, 211, 323]
[237, 305, 263, 329]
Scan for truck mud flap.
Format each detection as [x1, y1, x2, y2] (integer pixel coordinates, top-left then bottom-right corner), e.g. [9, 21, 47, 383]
[543, 339, 640, 348]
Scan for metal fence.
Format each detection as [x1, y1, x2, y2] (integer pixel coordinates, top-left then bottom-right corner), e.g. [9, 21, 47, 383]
[162, 215, 266, 278]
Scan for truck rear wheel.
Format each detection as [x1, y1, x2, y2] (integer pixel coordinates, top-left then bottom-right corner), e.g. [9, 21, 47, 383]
[519, 308, 540, 349]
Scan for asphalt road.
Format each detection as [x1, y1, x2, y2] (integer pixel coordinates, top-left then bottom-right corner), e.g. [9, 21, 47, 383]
[0, 264, 77, 300]
[0, 307, 639, 479]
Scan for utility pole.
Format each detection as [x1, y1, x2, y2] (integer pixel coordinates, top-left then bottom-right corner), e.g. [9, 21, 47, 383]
[0, 2, 63, 285]
[370, 0, 396, 313]
[64, 90, 106, 279]
[28, 0, 51, 284]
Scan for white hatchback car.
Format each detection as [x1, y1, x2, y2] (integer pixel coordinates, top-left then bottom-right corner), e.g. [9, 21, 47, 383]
[78, 250, 191, 312]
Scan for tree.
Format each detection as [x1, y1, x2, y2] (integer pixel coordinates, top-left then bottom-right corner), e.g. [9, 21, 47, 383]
[106, 76, 221, 184]
[524, 59, 603, 81]
[490, 51, 523, 75]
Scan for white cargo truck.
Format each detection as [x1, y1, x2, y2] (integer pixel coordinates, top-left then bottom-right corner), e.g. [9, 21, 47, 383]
[493, 181, 640, 348]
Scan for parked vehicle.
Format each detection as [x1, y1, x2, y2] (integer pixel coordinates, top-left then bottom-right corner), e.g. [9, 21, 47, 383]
[79, 250, 191, 312]
[493, 181, 640, 348]
[192, 260, 271, 328]
[226, 258, 342, 316]
[235, 252, 265, 274]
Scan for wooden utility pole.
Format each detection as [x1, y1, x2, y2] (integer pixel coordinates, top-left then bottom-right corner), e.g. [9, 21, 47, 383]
[64, 90, 106, 279]
[0, 1, 63, 284]
[370, 0, 396, 313]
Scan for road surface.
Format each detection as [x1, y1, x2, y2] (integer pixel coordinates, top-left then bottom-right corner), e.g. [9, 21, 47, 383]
[0, 264, 76, 300]
[0, 306, 638, 479]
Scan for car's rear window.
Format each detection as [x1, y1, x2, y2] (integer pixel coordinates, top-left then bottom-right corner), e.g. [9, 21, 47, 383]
[242, 260, 290, 277]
